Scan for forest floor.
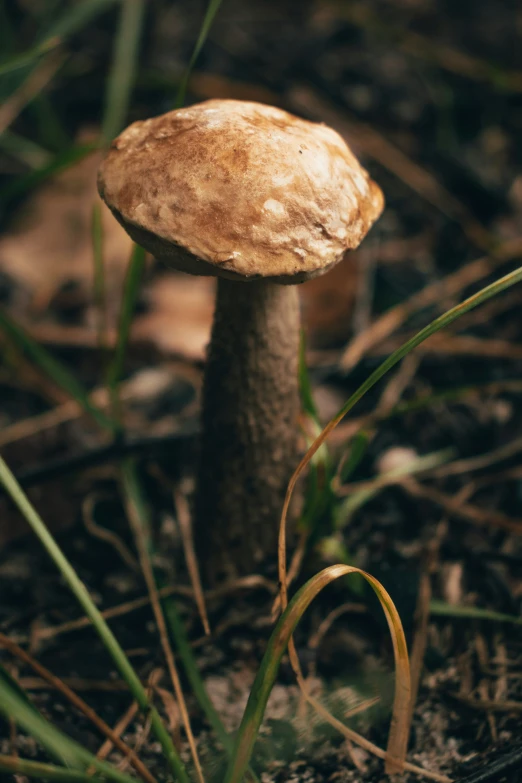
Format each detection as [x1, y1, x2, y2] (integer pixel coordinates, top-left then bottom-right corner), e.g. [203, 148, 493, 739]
[1, 1, 522, 781]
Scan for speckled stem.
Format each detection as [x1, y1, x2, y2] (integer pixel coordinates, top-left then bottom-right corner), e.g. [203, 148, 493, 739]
[194, 278, 300, 584]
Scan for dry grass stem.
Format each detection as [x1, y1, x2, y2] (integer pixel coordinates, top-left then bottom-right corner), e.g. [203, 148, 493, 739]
[174, 484, 210, 635]
[404, 479, 522, 534]
[0, 633, 157, 783]
[123, 489, 205, 783]
[82, 493, 140, 573]
[24, 575, 275, 645]
[340, 237, 522, 370]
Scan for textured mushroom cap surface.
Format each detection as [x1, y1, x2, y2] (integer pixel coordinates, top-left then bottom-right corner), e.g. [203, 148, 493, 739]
[98, 99, 384, 282]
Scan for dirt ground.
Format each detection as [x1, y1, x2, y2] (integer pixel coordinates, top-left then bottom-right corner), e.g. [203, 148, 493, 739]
[1, 1, 522, 781]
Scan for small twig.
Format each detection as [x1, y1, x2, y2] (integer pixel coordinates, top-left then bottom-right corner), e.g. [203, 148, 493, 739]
[407, 525, 442, 725]
[329, 378, 522, 448]
[95, 701, 139, 763]
[430, 436, 522, 479]
[18, 677, 136, 692]
[0, 632, 157, 783]
[82, 493, 140, 574]
[299, 685, 452, 782]
[7, 428, 196, 490]
[374, 333, 522, 362]
[339, 237, 522, 370]
[376, 353, 420, 415]
[94, 669, 162, 771]
[404, 479, 522, 534]
[24, 574, 275, 644]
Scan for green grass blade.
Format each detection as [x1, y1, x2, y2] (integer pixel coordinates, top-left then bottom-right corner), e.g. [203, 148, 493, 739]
[430, 600, 522, 625]
[30, 93, 71, 153]
[120, 462, 239, 761]
[225, 565, 410, 782]
[42, 0, 115, 44]
[333, 265, 522, 429]
[0, 143, 98, 205]
[0, 39, 55, 79]
[0, 663, 39, 711]
[91, 202, 109, 353]
[338, 430, 370, 483]
[163, 598, 233, 752]
[278, 264, 522, 610]
[298, 333, 336, 534]
[106, 243, 147, 426]
[0, 454, 189, 783]
[0, 678, 136, 783]
[175, 0, 224, 108]
[102, 0, 146, 143]
[0, 129, 51, 168]
[0, 755, 107, 782]
[298, 331, 319, 419]
[0, 0, 116, 78]
[0, 309, 112, 430]
[334, 447, 455, 529]
[120, 459, 206, 783]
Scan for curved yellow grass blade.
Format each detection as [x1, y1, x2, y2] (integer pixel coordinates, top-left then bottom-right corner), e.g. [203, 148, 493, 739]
[224, 564, 411, 783]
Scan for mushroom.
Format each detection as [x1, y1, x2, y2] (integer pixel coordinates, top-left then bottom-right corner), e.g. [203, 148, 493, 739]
[98, 99, 383, 583]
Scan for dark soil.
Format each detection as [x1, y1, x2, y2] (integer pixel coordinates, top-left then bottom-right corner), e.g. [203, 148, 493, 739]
[1, 1, 522, 782]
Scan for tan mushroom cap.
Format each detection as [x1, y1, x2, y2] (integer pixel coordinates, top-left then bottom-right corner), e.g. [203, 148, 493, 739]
[98, 99, 384, 283]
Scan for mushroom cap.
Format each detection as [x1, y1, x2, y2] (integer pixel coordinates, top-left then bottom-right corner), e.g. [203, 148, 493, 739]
[98, 99, 384, 283]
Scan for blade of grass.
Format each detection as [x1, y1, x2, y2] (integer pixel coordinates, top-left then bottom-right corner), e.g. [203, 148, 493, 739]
[0, 49, 67, 138]
[0, 755, 108, 782]
[42, 0, 116, 46]
[174, 484, 210, 636]
[0, 142, 97, 205]
[0, 0, 116, 78]
[121, 459, 205, 783]
[0, 662, 38, 712]
[0, 678, 137, 783]
[224, 565, 411, 782]
[0, 129, 51, 168]
[430, 600, 522, 625]
[102, 0, 146, 143]
[175, 0, 224, 108]
[298, 333, 335, 534]
[0, 309, 112, 431]
[162, 598, 233, 752]
[278, 264, 522, 620]
[0, 632, 157, 783]
[334, 447, 455, 529]
[106, 243, 146, 427]
[0, 454, 189, 783]
[108, 238, 235, 768]
[30, 92, 71, 153]
[91, 202, 109, 353]
[337, 430, 370, 483]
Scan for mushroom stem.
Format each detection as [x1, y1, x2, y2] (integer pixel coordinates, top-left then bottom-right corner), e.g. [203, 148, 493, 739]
[194, 277, 300, 583]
